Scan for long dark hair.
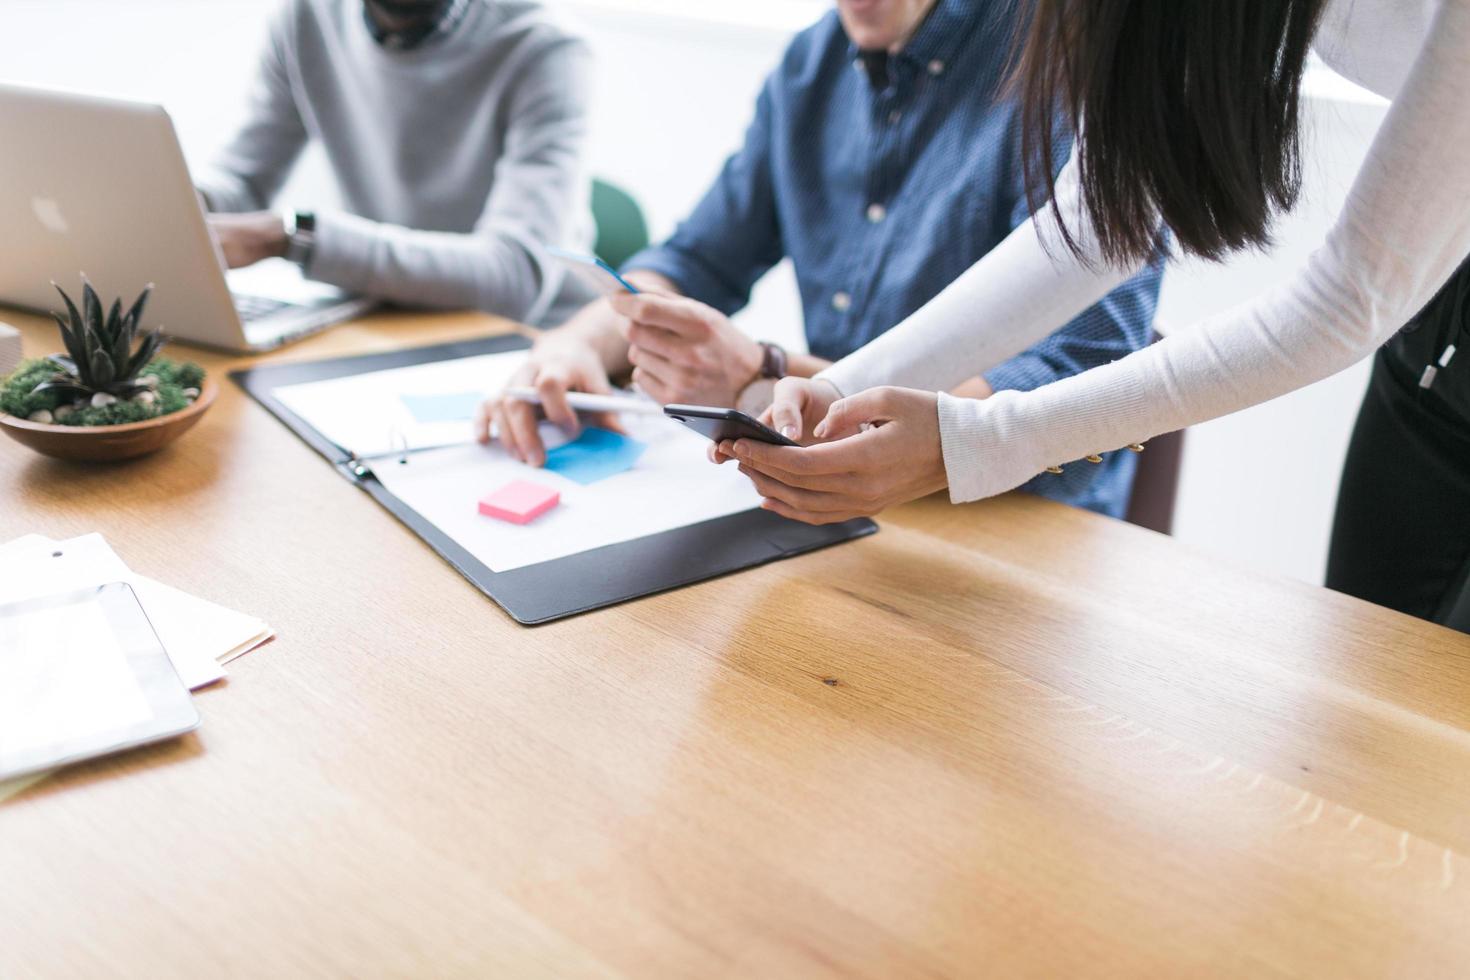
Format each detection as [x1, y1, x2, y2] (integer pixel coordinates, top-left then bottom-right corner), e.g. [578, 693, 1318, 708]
[1013, 0, 1329, 267]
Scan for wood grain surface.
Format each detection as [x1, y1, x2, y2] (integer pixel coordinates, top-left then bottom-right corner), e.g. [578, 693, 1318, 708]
[2, 307, 1469, 979]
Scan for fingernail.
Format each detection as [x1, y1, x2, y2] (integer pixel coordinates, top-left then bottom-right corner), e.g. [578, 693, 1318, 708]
[813, 424, 827, 439]
[781, 425, 797, 439]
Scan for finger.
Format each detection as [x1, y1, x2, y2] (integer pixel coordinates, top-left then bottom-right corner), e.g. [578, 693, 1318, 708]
[490, 401, 519, 457]
[628, 351, 687, 400]
[627, 343, 681, 378]
[768, 388, 806, 442]
[710, 438, 738, 464]
[474, 399, 493, 444]
[535, 371, 580, 433]
[736, 465, 854, 513]
[489, 364, 539, 448]
[583, 410, 627, 436]
[728, 438, 859, 480]
[626, 322, 696, 362]
[609, 292, 710, 339]
[734, 457, 855, 492]
[814, 388, 898, 441]
[631, 366, 674, 405]
[504, 400, 545, 466]
[759, 496, 852, 527]
[491, 400, 521, 459]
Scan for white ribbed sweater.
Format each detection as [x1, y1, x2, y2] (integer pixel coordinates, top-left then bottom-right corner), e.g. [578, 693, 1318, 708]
[818, 0, 1470, 502]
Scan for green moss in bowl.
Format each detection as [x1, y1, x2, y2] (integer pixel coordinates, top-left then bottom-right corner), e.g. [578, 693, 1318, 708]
[1, 356, 206, 427]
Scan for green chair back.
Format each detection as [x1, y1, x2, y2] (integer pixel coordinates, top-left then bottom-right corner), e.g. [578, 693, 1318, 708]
[591, 178, 650, 271]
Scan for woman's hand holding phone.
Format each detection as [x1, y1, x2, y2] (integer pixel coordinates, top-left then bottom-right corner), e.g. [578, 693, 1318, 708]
[711, 381, 950, 525]
[706, 376, 841, 464]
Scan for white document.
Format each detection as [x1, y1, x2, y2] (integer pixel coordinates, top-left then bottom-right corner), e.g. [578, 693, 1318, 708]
[274, 351, 766, 572]
[0, 535, 273, 687]
[274, 351, 530, 458]
[374, 412, 762, 573]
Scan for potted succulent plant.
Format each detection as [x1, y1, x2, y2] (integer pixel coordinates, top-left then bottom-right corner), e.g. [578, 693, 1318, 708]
[0, 279, 215, 461]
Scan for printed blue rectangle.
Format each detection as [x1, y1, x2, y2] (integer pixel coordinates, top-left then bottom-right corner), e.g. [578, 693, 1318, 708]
[543, 427, 647, 484]
[401, 391, 482, 423]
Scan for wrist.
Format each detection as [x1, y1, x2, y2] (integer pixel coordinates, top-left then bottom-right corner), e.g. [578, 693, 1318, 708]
[787, 353, 831, 380]
[281, 209, 315, 265]
[739, 338, 769, 389]
[736, 377, 777, 417]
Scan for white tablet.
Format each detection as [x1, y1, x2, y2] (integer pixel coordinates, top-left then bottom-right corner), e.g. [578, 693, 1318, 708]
[0, 582, 199, 782]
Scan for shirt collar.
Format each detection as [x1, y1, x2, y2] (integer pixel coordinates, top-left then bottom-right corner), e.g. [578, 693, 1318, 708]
[844, 0, 979, 84]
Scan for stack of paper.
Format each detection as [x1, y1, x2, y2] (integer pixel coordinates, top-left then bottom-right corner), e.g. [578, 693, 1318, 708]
[0, 533, 272, 802]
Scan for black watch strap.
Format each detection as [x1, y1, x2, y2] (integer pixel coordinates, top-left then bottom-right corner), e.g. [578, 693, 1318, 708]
[757, 341, 789, 380]
[284, 209, 317, 267]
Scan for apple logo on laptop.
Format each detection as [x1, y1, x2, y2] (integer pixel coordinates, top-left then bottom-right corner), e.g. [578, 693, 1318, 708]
[32, 196, 70, 235]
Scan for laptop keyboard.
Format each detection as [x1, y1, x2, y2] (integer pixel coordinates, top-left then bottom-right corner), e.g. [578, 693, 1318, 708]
[233, 293, 295, 323]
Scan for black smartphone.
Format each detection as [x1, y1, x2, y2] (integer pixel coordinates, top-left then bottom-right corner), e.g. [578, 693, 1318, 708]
[663, 405, 799, 447]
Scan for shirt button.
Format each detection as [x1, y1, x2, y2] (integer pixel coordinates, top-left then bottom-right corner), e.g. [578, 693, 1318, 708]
[928, 59, 945, 76]
[866, 203, 887, 223]
[832, 291, 853, 313]
[888, 109, 902, 124]
[852, 59, 864, 73]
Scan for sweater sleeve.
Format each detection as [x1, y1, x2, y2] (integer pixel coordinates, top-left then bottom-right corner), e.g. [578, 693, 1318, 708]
[305, 36, 594, 324]
[823, 0, 1470, 503]
[195, 3, 308, 214]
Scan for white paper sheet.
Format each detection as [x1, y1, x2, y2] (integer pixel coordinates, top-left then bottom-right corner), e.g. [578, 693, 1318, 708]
[0, 533, 272, 803]
[273, 351, 766, 572]
[273, 351, 530, 458]
[373, 412, 762, 573]
[0, 535, 272, 688]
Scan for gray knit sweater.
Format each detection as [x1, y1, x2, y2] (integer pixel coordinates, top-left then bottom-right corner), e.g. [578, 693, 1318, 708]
[198, 0, 597, 326]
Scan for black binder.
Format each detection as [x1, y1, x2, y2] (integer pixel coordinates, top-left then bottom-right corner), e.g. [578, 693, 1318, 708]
[231, 335, 878, 624]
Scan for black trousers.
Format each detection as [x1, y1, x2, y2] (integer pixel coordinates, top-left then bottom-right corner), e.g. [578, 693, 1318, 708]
[1327, 260, 1470, 633]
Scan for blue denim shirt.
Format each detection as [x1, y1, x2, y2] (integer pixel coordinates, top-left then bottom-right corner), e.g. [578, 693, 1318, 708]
[625, 0, 1162, 517]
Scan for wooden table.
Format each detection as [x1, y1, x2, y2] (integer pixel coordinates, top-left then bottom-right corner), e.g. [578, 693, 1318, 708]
[3, 308, 1470, 978]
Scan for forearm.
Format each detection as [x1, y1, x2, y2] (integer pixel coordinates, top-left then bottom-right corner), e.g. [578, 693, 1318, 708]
[196, 178, 266, 216]
[786, 352, 830, 379]
[307, 212, 558, 321]
[940, 267, 1394, 501]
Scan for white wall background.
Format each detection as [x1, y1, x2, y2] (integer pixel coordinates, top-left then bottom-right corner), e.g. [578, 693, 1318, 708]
[0, 0, 1389, 587]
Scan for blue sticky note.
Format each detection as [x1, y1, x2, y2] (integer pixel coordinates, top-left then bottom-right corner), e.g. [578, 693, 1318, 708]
[401, 391, 482, 423]
[543, 427, 647, 485]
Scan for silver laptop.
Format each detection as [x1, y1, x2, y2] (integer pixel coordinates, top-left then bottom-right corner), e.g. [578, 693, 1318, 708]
[0, 82, 374, 353]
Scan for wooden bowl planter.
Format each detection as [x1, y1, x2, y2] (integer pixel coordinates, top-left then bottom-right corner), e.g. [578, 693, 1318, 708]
[0, 377, 217, 462]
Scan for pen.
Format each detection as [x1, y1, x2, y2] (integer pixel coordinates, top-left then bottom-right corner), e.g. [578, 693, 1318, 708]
[504, 388, 664, 416]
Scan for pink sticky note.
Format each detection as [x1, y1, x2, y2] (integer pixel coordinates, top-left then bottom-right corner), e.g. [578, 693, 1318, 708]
[478, 480, 561, 525]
